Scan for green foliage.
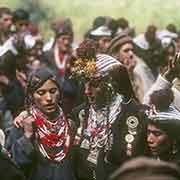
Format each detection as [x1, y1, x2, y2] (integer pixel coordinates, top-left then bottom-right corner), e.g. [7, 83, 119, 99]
[1, 0, 180, 41]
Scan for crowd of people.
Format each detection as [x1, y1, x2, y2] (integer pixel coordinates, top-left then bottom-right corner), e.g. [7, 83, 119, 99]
[1, 6, 180, 180]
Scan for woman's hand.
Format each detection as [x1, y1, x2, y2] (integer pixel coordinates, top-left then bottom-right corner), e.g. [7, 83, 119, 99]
[14, 111, 35, 139]
[23, 115, 35, 139]
[14, 111, 29, 128]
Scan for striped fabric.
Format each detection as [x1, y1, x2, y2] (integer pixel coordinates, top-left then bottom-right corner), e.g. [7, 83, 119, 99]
[148, 105, 180, 122]
[96, 54, 121, 76]
[149, 112, 180, 122]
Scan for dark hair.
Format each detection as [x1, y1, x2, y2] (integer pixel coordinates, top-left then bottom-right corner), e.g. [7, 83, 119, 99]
[109, 157, 180, 180]
[0, 7, 12, 18]
[116, 17, 129, 29]
[146, 24, 157, 33]
[92, 16, 107, 29]
[145, 24, 157, 43]
[92, 16, 118, 37]
[51, 18, 73, 40]
[149, 88, 174, 111]
[0, 51, 16, 80]
[160, 40, 176, 68]
[166, 23, 177, 33]
[109, 65, 136, 101]
[13, 8, 29, 23]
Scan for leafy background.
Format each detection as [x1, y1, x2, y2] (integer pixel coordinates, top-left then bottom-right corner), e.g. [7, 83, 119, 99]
[1, 0, 180, 42]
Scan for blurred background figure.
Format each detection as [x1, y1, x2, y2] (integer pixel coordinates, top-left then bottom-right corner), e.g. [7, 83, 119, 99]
[115, 17, 135, 38]
[12, 8, 30, 34]
[90, 25, 112, 54]
[143, 51, 180, 111]
[109, 157, 180, 180]
[134, 24, 162, 77]
[44, 18, 74, 79]
[84, 16, 118, 53]
[107, 32, 155, 102]
[0, 51, 25, 134]
[0, 7, 13, 44]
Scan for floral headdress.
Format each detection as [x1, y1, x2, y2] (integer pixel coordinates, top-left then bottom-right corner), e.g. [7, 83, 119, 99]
[70, 54, 124, 105]
[70, 53, 122, 80]
[70, 57, 98, 81]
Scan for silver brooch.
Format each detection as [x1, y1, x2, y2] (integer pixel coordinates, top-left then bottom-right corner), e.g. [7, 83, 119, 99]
[125, 134, 134, 143]
[126, 116, 139, 129]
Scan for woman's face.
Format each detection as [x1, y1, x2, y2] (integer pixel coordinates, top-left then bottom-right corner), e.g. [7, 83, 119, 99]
[147, 123, 173, 156]
[33, 79, 60, 115]
[84, 80, 105, 105]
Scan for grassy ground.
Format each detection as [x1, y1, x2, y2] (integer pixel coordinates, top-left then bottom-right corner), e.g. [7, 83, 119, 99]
[1, 0, 180, 42]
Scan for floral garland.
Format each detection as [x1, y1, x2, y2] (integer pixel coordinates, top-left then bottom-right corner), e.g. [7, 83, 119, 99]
[70, 58, 97, 80]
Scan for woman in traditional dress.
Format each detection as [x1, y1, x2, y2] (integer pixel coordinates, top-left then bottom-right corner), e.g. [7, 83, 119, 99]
[8, 68, 76, 180]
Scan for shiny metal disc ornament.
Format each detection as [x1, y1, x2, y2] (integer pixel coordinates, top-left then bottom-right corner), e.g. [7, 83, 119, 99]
[126, 116, 139, 129]
[125, 134, 134, 143]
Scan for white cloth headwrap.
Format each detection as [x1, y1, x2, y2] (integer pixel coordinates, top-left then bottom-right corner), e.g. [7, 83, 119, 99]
[90, 26, 112, 37]
[133, 34, 150, 50]
[157, 30, 177, 41]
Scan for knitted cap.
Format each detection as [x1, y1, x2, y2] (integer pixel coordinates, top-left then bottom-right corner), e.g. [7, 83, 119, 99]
[107, 33, 132, 54]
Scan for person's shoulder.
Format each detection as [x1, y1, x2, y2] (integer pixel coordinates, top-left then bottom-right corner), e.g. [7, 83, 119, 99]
[122, 98, 148, 109]
[120, 98, 149, 122]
